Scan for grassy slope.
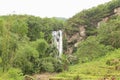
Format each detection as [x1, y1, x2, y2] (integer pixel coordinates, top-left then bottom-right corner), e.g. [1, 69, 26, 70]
[56, 49, 120, 80]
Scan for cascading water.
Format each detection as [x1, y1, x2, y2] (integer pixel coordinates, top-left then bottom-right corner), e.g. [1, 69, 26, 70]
[52, 30, 63, 57]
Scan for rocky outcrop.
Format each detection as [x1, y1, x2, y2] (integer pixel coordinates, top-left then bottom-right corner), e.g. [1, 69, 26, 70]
[114, 7, 120, 15]
[97, 7, 120, 28]
[65, 25, 86, 54]
[65, 7, 120, 54]
[97, 17, 109, 28]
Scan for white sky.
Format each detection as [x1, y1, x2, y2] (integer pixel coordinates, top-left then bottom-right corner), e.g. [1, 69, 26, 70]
[0, 0, 111, 18]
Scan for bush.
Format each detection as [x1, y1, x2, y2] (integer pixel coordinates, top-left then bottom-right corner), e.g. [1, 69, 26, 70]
[41, 62, 54, 72]
[52, 59, 64, 72]
[75, 36, 113, 63]
[35, 57, 64, 73]
[31, 39, 49, 57]
[13, 45, 39, 74]
[73, 75, 81, 80]
[67, 55, 79, 65]
[98, 15, 120, 48]
[106, 59, 120, 66]
[8, 68, 24, 80]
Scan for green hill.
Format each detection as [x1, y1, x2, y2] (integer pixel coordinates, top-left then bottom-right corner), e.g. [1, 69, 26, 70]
[56, 49, 120, 80]
[64, 0, 120, 54]
[53, 0, 120, 80]
[66, 0, 120, 33]
[0, 0, 120, 80]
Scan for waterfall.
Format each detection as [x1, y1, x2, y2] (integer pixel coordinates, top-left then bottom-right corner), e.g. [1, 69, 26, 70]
[52, 30, 63, 57]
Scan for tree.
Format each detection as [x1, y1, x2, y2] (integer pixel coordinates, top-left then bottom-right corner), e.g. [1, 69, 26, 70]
[0, 19, 11, 72]
[11, 18, 28, 40]
[0, 15, 65, 74]
[13, 45, 39, 74]
[0, 16, 29, 72]
[27, 16, 43, 41]
[75, 36, 112, 63]
[32, 39, 49, 57]
[98, 15, 120, 48]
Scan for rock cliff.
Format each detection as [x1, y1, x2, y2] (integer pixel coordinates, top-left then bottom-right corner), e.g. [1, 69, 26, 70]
[65, 7, 120, 54]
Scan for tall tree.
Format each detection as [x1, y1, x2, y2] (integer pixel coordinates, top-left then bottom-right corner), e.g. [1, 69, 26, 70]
[0, 19, 11, 72]
[98, 15, 120, 48]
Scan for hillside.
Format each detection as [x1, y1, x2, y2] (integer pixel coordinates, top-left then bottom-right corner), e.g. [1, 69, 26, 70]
[64, 0, 120, 54]
[0, 0, 120, 80]
[53, 13, 120, 80]
[56, 49, 120, 80]
[0, 15, 66, 80]
[52, 0, 120, 80]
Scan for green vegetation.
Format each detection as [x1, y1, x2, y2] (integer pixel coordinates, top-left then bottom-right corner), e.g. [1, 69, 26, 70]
[0, 68, 24, 80]
[0, 0, 120, 80]
[0, 15, 66, 79]
[57, 49, 120, 80]
[65, 0, 120, 36]
[55, 1, 120, 79]
[75, 36, 113, 63]
[98, 15, 120, 48]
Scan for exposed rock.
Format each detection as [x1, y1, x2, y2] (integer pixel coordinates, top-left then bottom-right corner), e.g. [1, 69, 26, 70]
[97, 17, 109, 28]
[97, 7, 120, 28]
[33, 73, 56, 80]
[102, 17, 109, 22]
[24, 75, 34, 80]
[66, 47, 73, 54]
[114, 7, 120, 15]
[67, 33, 80, 43]
[65, 7, 120, 54]
[74, 42, 79, 47]
[65, 25, 86, 54]
[79, 26, 86, 37]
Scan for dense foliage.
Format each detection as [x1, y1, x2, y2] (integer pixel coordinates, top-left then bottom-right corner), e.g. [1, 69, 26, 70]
[65, 0, 120, 36]
[75, 36, 113, 63]
[98, 15, 120, 48]
[75, 15, 120, 62]
[0, 0, 120, 80]
[57, 49, 120, 80]
[26, 16, 64, 41]
[0, 15, 66, 80]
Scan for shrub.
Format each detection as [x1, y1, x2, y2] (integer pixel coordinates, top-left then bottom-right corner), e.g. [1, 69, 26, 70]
[41, 62, 54, 72]
[35, 57, 64, 73]
[8, 68, 24, 80]
[31, 39, 49, 57]
[67, 55, 79, 65]
[13, 45, 39, 74]
[106, 59, 120, 66]
[53, 59, 64, 72]
[75, 36, 113, 63]
[73, 75, 81, 80]
[98, 15, 120, 48]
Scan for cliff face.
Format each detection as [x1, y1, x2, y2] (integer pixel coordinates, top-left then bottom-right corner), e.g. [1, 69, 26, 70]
[65, 7, 120, 54]
[64, 25, 86, 54]
[114, 7, 120, 15]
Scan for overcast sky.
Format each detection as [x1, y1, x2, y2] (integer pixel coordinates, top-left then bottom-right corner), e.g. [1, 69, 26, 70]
[0, 0, 111, 18]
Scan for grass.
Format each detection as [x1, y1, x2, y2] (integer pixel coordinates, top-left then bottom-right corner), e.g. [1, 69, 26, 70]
[55, 49, 120, 80]
[0, 68, 24, 80]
